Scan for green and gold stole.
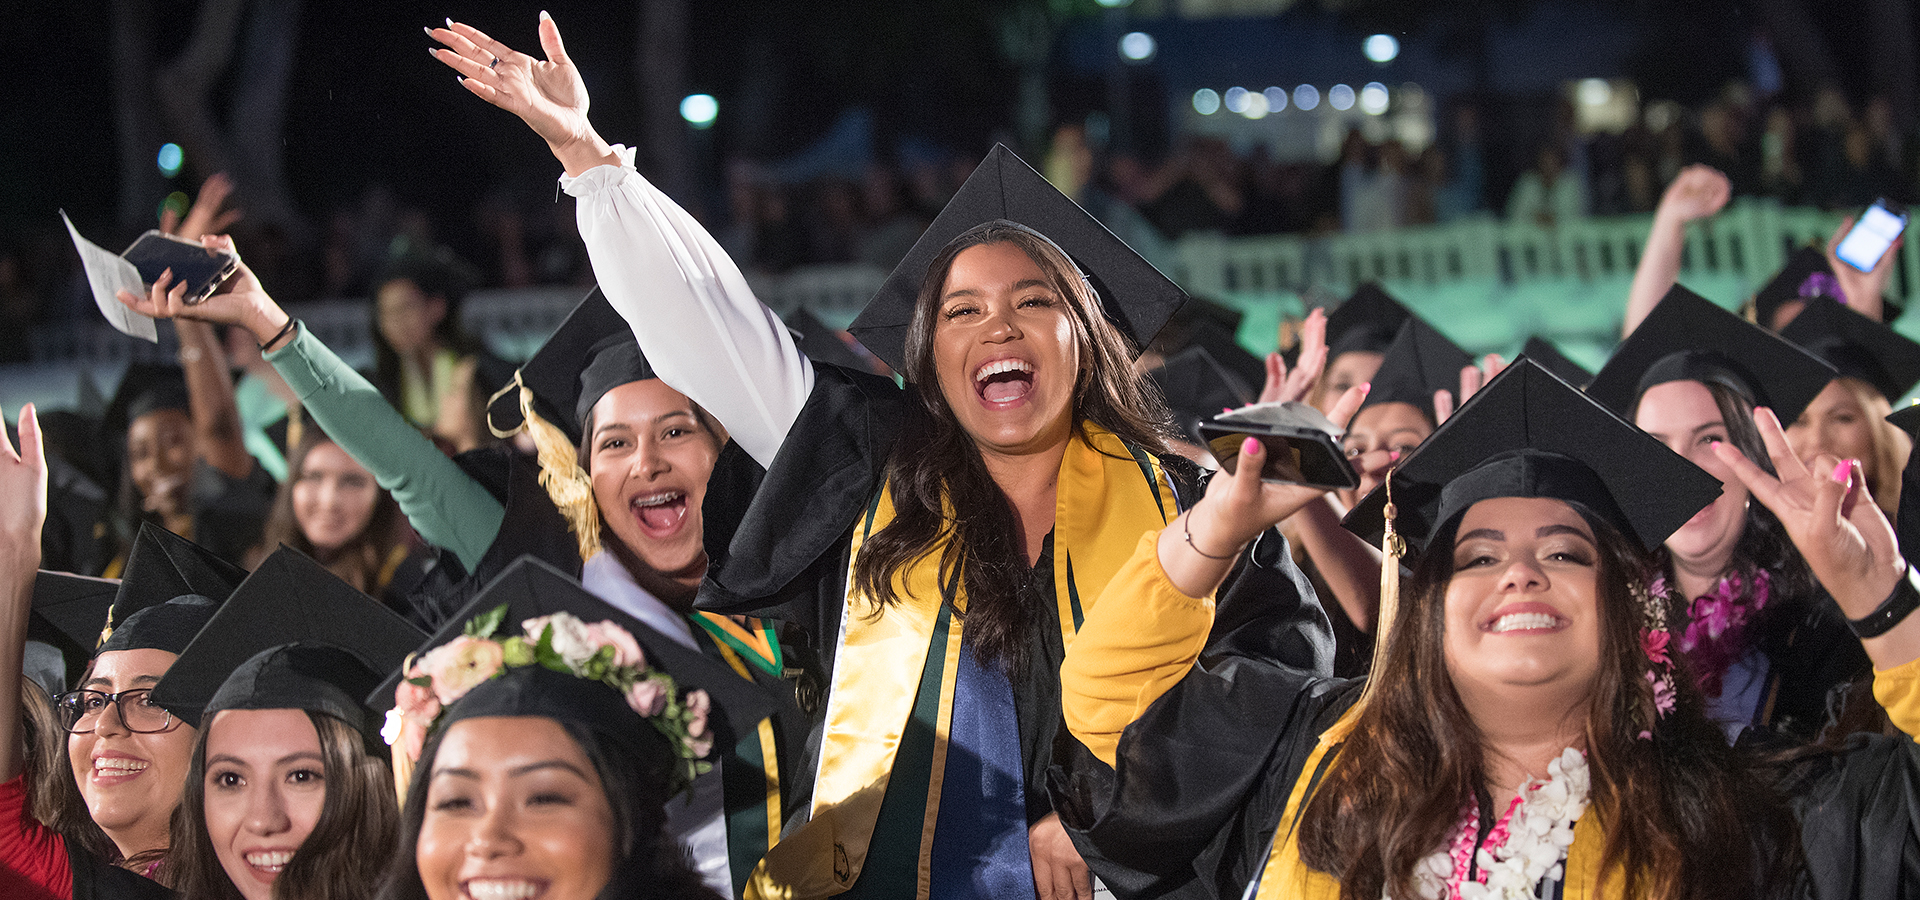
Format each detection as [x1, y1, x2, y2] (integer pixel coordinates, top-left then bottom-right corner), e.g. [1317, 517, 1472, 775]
[745, 421, 1174, 900]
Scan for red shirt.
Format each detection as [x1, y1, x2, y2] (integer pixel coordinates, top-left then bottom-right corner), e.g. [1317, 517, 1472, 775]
[0, 774, 72, 900]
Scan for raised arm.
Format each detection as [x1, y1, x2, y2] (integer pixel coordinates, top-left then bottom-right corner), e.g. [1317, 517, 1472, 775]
[1624, 165, 1730, 337]
[0, 405, 46, 784]
[115, 238, 505, 573]
[429, 14, 811, 467]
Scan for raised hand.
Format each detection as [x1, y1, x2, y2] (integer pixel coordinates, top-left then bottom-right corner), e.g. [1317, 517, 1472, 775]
[1258, 308, 1326, 404]
[1825, 214, 1901, 323]
[1434, 354, 1505, 425]
[1655, 164, 1732, 225]
[1712, 407, 1904, 617]
[1161, 383, 1367, 597]
[115, 235, 293, 350]
[0, 404, 47, 563]
[427, 13, 616, 175]
[160, 172, 243, 241]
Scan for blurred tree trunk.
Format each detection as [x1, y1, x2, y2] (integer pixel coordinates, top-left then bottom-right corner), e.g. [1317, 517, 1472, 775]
[152, 0, 305, 237]
[112, 0, 167, 234]
[635, 0, 690, 200]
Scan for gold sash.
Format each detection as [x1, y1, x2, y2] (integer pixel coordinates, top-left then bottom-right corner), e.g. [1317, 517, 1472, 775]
[1256, 710, 1622, 899]
[745, 422, 1174, 900]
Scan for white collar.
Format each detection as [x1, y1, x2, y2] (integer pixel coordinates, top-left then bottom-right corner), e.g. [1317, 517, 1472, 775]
[579, 551, 699, 649]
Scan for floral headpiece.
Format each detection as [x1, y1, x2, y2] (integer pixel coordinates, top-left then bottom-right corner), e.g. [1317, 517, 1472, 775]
[384, 605, 713, 797]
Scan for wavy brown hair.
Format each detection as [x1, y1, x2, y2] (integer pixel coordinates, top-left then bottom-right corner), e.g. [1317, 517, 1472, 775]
[171, 711, 397, 900]
[256, 427, 409, 598]
[1297, 506, 1802, 900]
[851, 223, 1175, 674]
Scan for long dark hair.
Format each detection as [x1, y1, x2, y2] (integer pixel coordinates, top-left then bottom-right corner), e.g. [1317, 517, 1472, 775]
[256, 427, 408, 597]
[21, 679, 117, 862]
[376, 718, 718, 900]
[850, 223, 1175, 673]
[1297, 507, 1802, 900]
[172, 712, 398, 900]
[370, 254, 486, 409]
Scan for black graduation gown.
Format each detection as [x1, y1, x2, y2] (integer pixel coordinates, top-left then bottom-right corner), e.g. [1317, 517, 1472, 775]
[1050, 589, 1920, 900]
[66, 841, 174, 900]
[695, 363, 1331, 854]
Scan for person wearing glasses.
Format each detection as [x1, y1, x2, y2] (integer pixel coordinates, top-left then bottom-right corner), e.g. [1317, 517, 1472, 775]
[1, 406, 242, 899]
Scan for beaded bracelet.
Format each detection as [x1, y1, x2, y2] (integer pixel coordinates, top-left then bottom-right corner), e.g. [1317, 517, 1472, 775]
[1847, 562, 1920, 639]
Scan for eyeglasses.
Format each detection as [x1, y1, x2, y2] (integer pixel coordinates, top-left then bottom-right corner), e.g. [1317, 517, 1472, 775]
[53, 689, 177, 735]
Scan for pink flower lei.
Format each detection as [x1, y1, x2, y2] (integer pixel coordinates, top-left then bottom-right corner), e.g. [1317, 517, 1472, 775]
[382, 604, 715, 793]
[1654, 569, 1771, 698]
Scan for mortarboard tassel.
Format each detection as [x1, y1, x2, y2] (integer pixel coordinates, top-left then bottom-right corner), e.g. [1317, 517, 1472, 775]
[488, 372, 603, 563]
[1357, 471, 1405, 715]
[518, 385, 603, 563]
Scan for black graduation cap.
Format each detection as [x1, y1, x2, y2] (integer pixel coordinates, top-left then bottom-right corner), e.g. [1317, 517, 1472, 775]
[1148, 346, 1255, 443]
[1520, 336, 1593, 388]
[1325, 283, 1412, 360]
[1890, 402, 1920, 436]
[96, 523, 247, 656]
[368, 556, 777, 747]
[1344, 359, 1724, 553]
[31, 571, 119, 676]
[1586, 284, 1836, 424]
[848, 144, 1187, 375]
[1778, 299, 1920, 402]
[784, 307, 884, 375]
[1754, 247, 1840, 328]
[1184, 318, 1267, 392]
[1357, 317, 1474, 424]
[99, 363, 189, 446]
[486, 287, 655, 447]
[149, 546, 427, 731]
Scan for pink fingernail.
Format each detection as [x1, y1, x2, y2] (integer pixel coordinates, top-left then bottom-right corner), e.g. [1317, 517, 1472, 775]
[1389, 449, 1402, 461]
[1833, 460, 1851, 483]
[1359, 382, 1372, 395]
[1242, 436, 1260, 455]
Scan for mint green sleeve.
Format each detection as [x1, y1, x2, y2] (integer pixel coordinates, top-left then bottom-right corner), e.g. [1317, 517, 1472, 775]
[264, 323, 504, 572]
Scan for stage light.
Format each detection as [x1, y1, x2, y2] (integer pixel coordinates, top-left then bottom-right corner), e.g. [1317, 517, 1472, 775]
[680, 94, 718, 128]
[1360, 83, 1389, 115]
[1224, 87, 1251, 114]
[1264, 86, 1288, 112]
[1329, 84, 1355, 111]
[1193, 88, 1221, 115]
[1364, 34, 1399, 64]
[157, 143, 183, 178]
[1119, 32, 1156, 62]
[1293, 85, 1319, 111]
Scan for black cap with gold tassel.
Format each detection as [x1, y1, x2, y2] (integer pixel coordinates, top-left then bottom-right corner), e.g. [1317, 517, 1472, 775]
[1342, 358, 1723, 714]
[485, 288, 659, 562]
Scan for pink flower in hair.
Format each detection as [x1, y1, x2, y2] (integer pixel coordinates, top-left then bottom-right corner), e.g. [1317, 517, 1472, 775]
[417, 636, 505, 705]
[1640, 628, 1670, 666]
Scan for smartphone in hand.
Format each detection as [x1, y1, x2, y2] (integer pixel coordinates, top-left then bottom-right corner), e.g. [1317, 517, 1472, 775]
[1199, 402, 1359, 490]
[121, 230, 237, 305]
[1834, 199, 1909, 273]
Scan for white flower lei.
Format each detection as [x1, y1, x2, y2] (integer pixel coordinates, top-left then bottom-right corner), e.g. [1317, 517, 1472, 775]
[1407, 748, 1591, 900]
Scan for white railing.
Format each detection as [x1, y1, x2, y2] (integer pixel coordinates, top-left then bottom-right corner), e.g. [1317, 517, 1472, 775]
[6, 203, 1914, 411]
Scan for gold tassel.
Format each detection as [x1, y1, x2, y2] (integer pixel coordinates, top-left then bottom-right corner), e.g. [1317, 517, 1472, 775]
[1354, 471, 1406, 717]
[483, 372, 604, 561]
[518, 385, 603, 562]
[391, 747, 414, 808]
